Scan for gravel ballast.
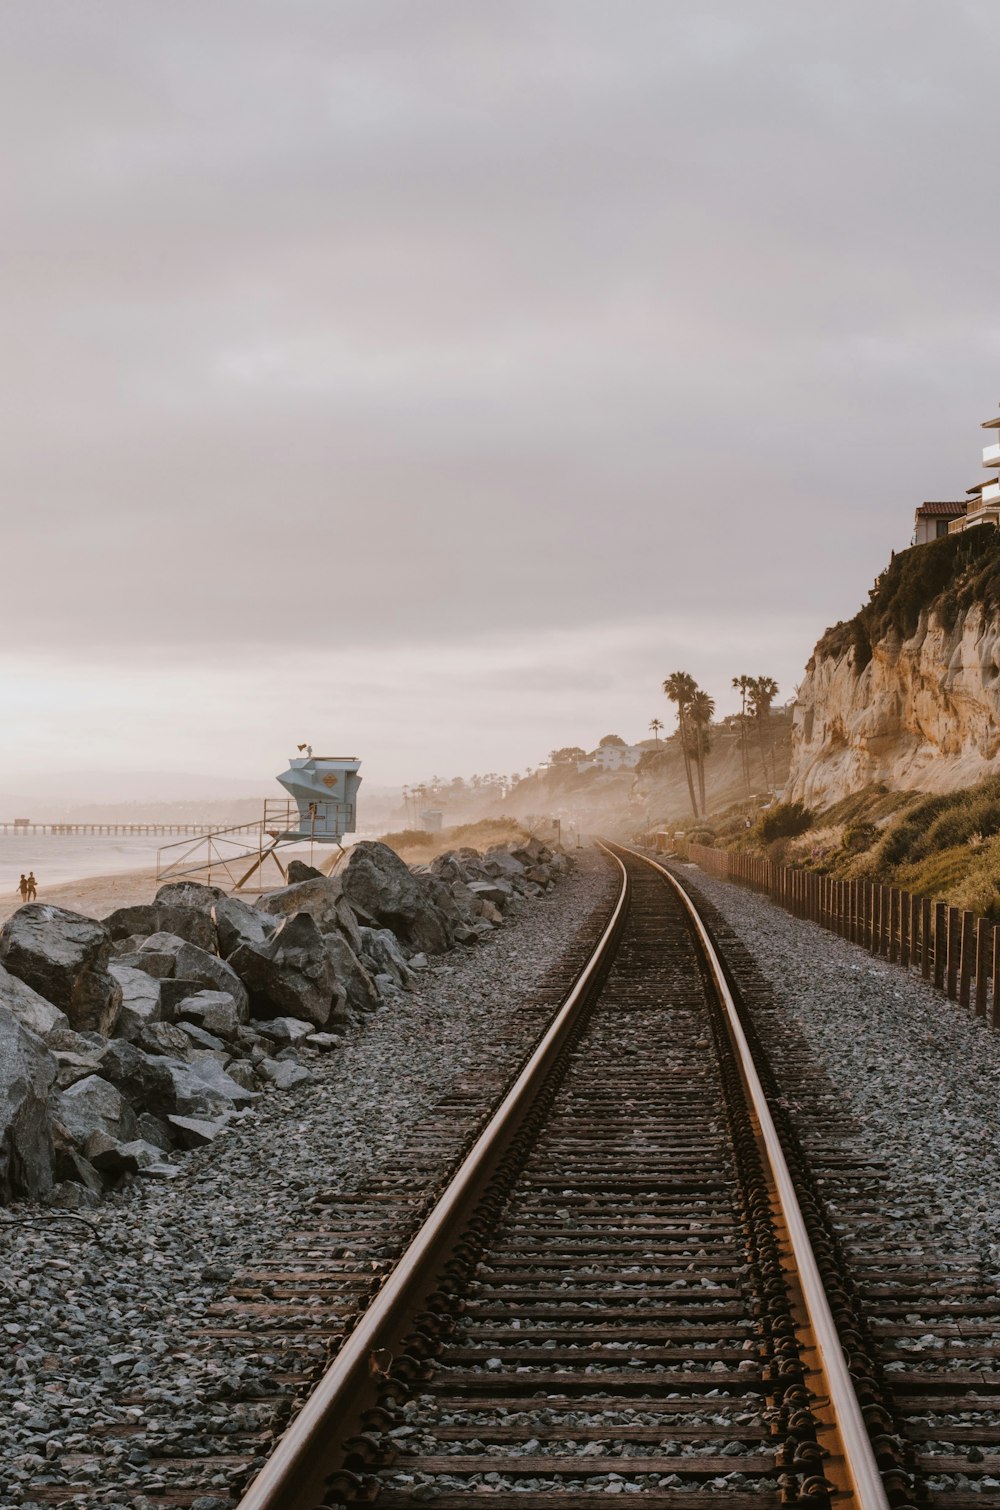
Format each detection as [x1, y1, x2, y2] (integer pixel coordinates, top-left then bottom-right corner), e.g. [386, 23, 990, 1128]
[0, 848, 616, 1510]
[677, 859, 1000, 1272]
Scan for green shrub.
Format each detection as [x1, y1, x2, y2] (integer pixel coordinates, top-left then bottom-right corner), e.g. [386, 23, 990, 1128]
[842, 821, 878, 854]
[755, 801, 813, 843]
[687, 828, 716, 847]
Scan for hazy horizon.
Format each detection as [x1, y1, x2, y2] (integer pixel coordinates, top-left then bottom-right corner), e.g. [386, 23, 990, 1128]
[4, 3, 999, 797]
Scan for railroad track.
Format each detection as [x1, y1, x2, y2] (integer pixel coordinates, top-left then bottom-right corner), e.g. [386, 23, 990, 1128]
[229, 843, 946, 1510]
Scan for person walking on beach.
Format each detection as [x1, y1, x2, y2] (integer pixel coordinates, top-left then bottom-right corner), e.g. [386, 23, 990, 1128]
[26, 872, 37, 901]
[16, 874, 28, 902]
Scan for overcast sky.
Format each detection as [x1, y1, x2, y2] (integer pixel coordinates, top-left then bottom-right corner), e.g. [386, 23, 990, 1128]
[2, 2, 999, 800]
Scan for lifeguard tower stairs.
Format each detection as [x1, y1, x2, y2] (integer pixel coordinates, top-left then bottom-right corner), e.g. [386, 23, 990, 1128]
[156, 754, 362, 893]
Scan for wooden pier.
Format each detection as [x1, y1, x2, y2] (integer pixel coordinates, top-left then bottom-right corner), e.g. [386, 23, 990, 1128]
[1, 820, 261, 837]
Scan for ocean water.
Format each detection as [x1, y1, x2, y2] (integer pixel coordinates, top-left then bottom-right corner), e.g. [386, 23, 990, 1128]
[0, 829, 380, 896]
[1, 833, 161, 894]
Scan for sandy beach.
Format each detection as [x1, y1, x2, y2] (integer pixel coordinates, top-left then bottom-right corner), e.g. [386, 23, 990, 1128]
[0, 866, 162, 926]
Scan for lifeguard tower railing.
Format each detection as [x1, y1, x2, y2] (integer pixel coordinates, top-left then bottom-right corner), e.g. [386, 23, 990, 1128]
[155, 799, 349, 892]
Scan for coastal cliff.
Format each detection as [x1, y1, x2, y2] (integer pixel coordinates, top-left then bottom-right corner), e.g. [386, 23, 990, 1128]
[788, 528, 1000, 807]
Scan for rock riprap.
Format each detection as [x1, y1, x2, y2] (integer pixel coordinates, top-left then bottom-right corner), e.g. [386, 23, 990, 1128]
[0, 836, 571, 1205]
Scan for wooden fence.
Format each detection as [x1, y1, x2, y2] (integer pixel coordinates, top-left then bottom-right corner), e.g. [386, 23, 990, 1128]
[687, 843, 1000, 1029]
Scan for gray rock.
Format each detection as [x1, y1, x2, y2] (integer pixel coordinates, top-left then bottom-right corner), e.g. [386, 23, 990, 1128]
[229, 912, 344, 1027]
[173, 990, 242, 1041]
[484, 847, 527, 879]
[108, 963, 163, 1041]
[97, 1040, 178, 1119]
[210, 896, 276, 959]
[323, 929, 379, 1013]
[254, 1015, 314, 1044]
[164, 1058, 258, 1117]
[450, 879, 481, 918]
[55, 1075, 140, 1149]
[341, 841, 451, 954]
[117, 949, 176, 980]
[223, 1060, 258, 1090]
[258, 877, 345, 933]
[48, 1179, 101, 1210]
[286, 860, 325, 883]
[467, 878, 513, 909]
[257, 1058, 314, 1090]
[137, 1021, 193, 1059]
[137, 934, 248, 1020]
[84, 1131, 145, 1176]
[305, 1030, 343, 1051]
[359, 927, 418, 991]
[0, 905, 122, 1036]
[0, 961, 69, 1040]
[166, 1113, 230, 1148]
[478, 898, 504, 925]
[153, 880, 225, 913]
[53, 1049, 104, 1089]
[137, 1112, 172, 1150]
[102, 902, 217, 953]
[177, 1022, 227, 1052]
[0, 1005, 56, 1200]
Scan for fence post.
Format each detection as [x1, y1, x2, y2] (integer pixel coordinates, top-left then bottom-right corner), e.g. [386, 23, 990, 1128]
[900, 890, 910, 968]
[959, 911, 975, 1009]
[934, 901, 947, 990]
[889, 889, 900, 964]
[975, 918, 990, 1019]
[922, 897, 933, 980]
[946, 907, 961, 1000]
[993, 927, 1000, 1030]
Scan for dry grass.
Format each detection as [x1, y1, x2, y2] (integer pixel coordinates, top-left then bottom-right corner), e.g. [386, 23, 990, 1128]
[375, 816, 535, 865]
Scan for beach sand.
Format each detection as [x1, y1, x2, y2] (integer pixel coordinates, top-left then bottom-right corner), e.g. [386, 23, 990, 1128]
[0, 867, 161, 925]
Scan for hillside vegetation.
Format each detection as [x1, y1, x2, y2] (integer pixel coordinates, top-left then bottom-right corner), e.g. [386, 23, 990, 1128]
[688, 776, 1000, 921]
[816, 524, 1000, 670]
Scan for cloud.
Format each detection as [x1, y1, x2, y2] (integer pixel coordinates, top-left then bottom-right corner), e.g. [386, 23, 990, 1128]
[1, 1, 997, 788]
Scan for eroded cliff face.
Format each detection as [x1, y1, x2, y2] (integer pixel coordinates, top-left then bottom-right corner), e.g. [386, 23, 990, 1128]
[788, 603, 1000, 807]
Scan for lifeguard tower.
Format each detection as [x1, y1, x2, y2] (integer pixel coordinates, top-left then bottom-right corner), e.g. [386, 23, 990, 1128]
[271, 753, 362, 842]
[155, 750, 363, 891]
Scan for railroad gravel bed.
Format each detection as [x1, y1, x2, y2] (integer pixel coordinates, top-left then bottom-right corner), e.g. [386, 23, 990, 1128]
[0, 848, 615, 1510]
[680, 861, 1000, 1276]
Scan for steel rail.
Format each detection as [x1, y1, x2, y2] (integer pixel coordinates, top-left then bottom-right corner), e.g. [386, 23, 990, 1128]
[624, 843, 892, 1510]
[236, 850, 630, 1510]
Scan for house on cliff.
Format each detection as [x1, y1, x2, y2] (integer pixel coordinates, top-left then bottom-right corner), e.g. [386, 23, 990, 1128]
[913, 501, 965, 544]
[911, 406, 1000, 544]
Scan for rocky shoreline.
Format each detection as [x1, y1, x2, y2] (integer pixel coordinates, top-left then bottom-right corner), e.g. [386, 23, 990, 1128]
[0, 846, 614, 1509]
[0, 836, 571, 1209]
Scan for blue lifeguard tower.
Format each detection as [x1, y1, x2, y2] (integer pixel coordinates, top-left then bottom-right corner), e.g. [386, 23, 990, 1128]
[273, 753, 362, 841]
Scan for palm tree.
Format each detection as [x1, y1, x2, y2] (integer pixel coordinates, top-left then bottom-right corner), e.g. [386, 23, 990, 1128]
[749, 676, 779, 791]
[649, 717, 664, 744]
[689, 689, 715, 816]
[663, 670, 700, 818]
[731, 675, 754, 798]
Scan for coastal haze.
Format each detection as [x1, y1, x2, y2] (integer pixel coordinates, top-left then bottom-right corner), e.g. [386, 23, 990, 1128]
[4, 2, 1000, 822]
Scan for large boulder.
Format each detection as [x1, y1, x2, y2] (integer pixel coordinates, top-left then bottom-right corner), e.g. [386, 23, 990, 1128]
[257, 877, 362, 949]
[174, 990, 242, 1041]
[484, 847, 527, 880]
[96, 1041, 178, 1119]
[286, 860, 324, 884]
[108, 963, 163, 1041]
[136, 934, 248, 1020]
[0, 1007, 56, 1201]
[102, 902, 217, 953]
[323, 931, 379, 1013]
[0, 961, 69, 1040]
[154, 880, 225, 913]
[229, 912, 344, 1027]
[359, 927, 418, 991]
[341, 843, 450, 953]
[0, 906, 121, 1036]
[211, 896, 276, 959]
[54, 1074, 140, 1149]
[164, 1058, 258, 1117]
